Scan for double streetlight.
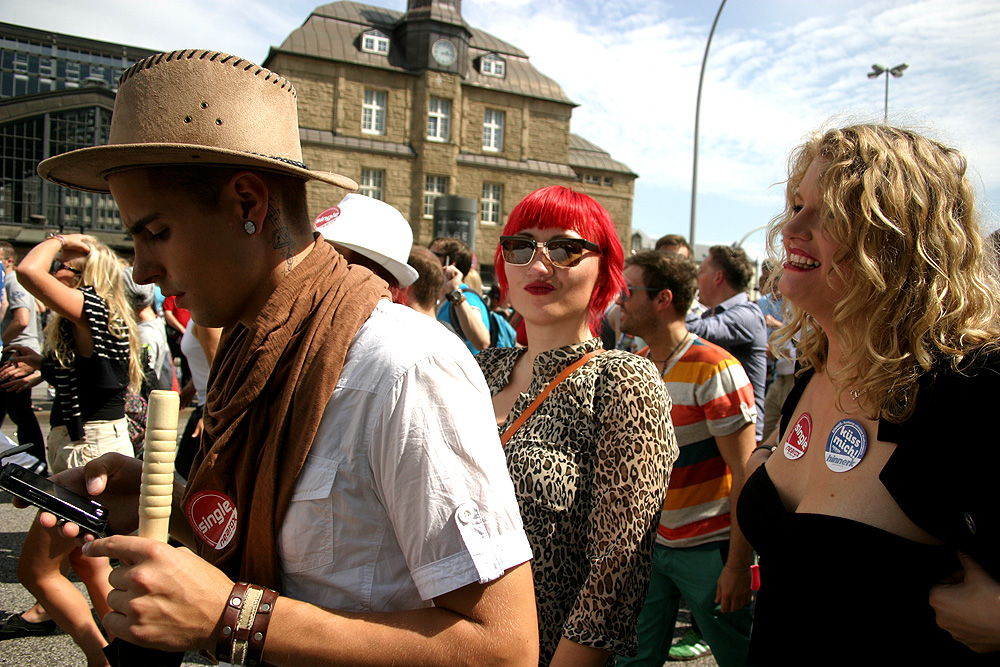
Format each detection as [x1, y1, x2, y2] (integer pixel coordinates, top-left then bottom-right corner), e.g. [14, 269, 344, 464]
[868, 63, 908, 123]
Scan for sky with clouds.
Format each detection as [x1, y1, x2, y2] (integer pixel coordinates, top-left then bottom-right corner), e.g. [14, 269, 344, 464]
[5, 0, 999, 256]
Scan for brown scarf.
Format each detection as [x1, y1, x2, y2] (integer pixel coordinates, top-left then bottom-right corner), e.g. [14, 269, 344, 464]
[182, 238, 390, 589]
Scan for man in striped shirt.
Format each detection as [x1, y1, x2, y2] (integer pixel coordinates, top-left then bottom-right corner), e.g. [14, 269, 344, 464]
[617, 250, 755, 667]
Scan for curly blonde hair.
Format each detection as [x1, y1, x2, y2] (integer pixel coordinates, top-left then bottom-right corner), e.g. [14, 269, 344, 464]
[45, 238, 145, 393]
[766, 124, 1000, 423]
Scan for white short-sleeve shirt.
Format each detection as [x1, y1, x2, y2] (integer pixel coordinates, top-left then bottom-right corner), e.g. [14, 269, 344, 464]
[278, 301, 531, 611]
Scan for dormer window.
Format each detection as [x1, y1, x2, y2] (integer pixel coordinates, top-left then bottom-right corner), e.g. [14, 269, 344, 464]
[479, 53, 506, 78]
[361, 30, 390, 55]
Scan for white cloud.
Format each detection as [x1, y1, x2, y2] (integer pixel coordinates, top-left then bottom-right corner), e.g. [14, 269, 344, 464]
[465, 0, 1000, 239]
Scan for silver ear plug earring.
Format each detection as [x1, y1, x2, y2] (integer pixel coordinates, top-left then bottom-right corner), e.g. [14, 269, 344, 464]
[244, 220, 257, 235]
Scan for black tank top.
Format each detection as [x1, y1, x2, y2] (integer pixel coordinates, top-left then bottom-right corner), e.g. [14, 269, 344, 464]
[738, 464, 997, 664]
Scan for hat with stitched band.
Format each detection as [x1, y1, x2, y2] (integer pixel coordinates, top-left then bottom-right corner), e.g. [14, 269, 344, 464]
[314, 194, 419, 288]
[37, 49, 358, 194]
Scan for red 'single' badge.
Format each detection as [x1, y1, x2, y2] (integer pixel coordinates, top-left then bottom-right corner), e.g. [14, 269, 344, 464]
[186, 490, 238, 550]
[783, 412, 812, 460]
[313, 206, 342, 230]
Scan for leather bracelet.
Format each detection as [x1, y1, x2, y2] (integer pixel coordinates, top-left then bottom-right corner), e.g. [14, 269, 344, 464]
[44, 233, 65, 250]
[216, 582, 251, 664]
[751, 444, 776, 457]
[216, 582, 279, 666]
[245, 586, 278, 667]
[231, 584, 264, 665]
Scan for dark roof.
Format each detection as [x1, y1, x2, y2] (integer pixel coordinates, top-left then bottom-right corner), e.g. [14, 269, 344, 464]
[0, 22, 158, 61]
[0, 86, 116, 126]
[568, 133, 636, 176]
[457, 152, 577, 178]
[270, 1, 573, 105]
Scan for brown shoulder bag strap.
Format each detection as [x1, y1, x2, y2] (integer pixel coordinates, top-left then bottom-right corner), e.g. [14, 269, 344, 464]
[500, 349, 604, 446]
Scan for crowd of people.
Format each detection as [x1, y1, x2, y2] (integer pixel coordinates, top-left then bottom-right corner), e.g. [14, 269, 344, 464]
[0, 47, 997, 667]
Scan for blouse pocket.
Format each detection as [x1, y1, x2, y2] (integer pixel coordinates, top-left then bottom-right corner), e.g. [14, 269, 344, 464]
[278, 455, 338, 574]
[507, 441, 580, 513]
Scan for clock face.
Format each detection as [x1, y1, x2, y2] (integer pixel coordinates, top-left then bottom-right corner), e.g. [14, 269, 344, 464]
[432, 39, 457, 66]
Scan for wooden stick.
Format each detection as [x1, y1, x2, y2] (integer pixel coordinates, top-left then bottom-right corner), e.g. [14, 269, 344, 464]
[138, 390, 180, 543]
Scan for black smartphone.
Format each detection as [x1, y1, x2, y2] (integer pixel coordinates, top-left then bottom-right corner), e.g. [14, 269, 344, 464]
[0, 348, 15, 366]
[0, 463, 108, 537]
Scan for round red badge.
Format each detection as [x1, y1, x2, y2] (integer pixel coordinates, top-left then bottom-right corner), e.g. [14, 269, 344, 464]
[783, 412, 812, 460]
[313, 206, 341, 231]
[186, 490, 238, 550]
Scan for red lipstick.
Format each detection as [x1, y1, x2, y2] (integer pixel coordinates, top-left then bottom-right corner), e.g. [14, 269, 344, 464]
[525, 282, 555, 295]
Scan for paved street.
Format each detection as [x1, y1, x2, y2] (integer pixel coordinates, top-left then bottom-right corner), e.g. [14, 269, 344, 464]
[0, 382, 717, 667]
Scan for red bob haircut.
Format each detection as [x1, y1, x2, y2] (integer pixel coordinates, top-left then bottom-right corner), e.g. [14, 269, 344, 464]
[495, 185, 626, 330]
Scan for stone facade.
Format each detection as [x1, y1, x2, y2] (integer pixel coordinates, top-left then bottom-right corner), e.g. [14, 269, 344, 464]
[266, 1, 637, 281]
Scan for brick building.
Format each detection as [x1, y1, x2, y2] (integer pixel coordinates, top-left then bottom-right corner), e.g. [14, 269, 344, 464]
[264, 0, 637, 282]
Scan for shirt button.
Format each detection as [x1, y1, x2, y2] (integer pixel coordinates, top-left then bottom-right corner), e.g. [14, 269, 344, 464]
[458, 507, 474, 524]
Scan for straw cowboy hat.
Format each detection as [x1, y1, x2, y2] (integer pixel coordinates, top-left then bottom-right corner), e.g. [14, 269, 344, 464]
[314, 194, 419, 287]
[37, 49, 357, 193]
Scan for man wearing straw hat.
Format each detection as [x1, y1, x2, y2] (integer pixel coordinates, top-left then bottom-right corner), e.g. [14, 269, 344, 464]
[26, 50, 537, 666]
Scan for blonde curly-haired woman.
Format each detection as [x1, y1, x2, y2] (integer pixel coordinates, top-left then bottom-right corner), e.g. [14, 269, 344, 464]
[739, 125, 1000, 665]
[3, 233, 142, 667]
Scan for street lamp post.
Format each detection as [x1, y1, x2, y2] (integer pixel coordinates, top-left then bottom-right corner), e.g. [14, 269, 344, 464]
[867, 63, 908, 123]
[690, 0, 728, 248]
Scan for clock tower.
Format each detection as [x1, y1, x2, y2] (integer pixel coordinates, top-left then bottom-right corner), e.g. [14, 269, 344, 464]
[398, 0, 471, 74]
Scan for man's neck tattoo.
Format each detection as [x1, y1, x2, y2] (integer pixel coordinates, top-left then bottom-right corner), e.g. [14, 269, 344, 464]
[267, 199, 295, 275]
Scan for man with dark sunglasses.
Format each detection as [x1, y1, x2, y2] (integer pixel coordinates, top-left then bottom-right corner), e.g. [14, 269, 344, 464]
[617, 250, 755, 667]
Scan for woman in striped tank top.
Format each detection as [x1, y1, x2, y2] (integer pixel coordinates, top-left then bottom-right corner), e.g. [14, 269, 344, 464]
[5, 233, 144, 667]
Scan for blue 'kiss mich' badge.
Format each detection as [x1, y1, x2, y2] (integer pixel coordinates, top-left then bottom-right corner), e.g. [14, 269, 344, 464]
[824, 419, 868, 472]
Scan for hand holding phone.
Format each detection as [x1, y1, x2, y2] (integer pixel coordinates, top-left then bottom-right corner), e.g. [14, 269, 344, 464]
[1, 463, 109, 537]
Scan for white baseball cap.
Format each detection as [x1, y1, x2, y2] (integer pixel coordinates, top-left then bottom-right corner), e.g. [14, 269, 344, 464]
[314, 194, 419, 287]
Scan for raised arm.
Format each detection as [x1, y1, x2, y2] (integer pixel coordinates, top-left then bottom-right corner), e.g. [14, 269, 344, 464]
[16, 234, 90, 325]
[441, 266, 490, 351]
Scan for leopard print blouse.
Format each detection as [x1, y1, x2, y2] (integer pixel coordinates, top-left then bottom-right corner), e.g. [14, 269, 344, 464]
[478, 338, 678, 665]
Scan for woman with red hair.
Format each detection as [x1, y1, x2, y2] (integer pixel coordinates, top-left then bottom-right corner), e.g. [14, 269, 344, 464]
[477, 186, 678, 666]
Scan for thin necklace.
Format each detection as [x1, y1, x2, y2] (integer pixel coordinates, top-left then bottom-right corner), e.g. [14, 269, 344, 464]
[647, 333, 691, 368]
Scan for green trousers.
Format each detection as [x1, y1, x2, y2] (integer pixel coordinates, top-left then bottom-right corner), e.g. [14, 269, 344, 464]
[618, 541, 752, 667]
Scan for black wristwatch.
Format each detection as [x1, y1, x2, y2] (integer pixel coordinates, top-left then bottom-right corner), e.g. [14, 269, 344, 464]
[446, 289, 466, 304]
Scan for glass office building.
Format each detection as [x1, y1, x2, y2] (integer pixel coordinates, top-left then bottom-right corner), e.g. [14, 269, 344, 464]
[0, 23, 156, 245]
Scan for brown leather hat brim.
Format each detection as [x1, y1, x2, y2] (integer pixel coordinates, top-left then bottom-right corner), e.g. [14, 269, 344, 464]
[38, 143, 358, 194]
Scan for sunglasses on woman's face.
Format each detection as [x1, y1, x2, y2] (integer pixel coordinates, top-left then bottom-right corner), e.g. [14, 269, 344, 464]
[499, 236, 600, 268]
[50, 260, 82, 277]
